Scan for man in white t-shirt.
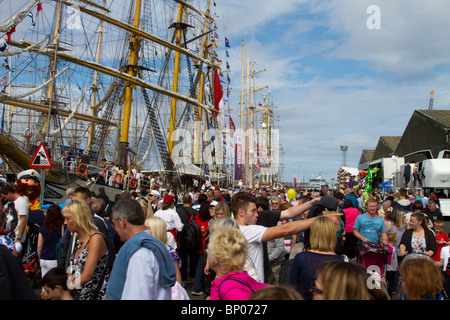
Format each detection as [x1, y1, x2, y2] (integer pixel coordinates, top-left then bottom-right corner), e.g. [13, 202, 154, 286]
[1, 184, 29, 244]
[231, 192, 339, 283]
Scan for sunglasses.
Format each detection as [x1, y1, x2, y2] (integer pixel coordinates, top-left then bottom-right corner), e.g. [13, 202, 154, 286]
[310, 285, 323, 295]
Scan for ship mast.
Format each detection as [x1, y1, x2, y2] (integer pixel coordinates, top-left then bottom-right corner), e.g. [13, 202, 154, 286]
[118, 0, 143, 168]
[168, 3, 185, 154]
[42, 1, 63, 142]
[87, 0, 107, 153]
[194, 0, 212, 164]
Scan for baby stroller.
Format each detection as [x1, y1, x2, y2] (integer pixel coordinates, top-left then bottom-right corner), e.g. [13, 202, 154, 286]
[22, 223, 41, 288]
[357, 242, 392, 291]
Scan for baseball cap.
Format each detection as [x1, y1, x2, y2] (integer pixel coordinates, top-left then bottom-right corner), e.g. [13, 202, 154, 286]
[163, 195, 174, 203]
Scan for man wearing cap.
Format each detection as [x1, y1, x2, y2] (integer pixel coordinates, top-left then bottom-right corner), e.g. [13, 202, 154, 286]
[147, 190, 160, 214]
[0, 184, 29, 247]
[154, 195, 183, 244]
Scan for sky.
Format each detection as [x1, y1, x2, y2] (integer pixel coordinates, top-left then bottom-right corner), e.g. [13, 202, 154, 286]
[217, 0, 450, 185]
[3, 0, 450, 186]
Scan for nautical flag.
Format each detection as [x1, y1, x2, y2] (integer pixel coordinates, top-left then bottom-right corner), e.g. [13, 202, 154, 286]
[27, 12, 36, 26]
[226, 50, 229, 57]
[6, 26, 15, 41]
[209, 122, 215, 141]
[37, 1, 43, 12]
[226, 62, 230, 69]
[0, 74, 7, 93]
[0, 38, 7, 52]
[227, 73, 230, 85]
[2, 57, 10, 71]
[214, 70, 225, 130]
[214, 70, 223, 112]
[225, 37, 230, 48]
[0, 74, 7, 86]
[229, 116, 235, 134]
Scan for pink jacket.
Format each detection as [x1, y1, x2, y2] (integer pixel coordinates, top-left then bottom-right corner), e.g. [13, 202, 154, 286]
[210, 271, 267, 300]
[343, 207, 360, 233]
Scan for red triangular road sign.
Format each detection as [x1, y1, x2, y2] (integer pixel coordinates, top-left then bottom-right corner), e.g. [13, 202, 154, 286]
[29, 142, 53, 169]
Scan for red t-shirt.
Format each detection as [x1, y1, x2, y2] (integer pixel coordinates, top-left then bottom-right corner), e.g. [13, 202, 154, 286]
[194, 215, 209, 254]
[433, 231, 449, 262]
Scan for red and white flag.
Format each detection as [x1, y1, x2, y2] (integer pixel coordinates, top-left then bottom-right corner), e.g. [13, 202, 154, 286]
[214, 70, 225, 129]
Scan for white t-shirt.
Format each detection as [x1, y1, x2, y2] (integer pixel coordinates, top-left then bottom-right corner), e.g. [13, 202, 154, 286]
[440, 246, 450, 272]
[154, 208, 183, 232]
[121, 247, 172, 300]
[239, 224, 267, 283]
[8, 197, 29, 242]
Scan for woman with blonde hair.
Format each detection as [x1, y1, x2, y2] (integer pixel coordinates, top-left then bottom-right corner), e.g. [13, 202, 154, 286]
[63, 200, 110, 300]
[145, 217, 188, 299]
[209, 227, 267, 300]
[214, 201, 231, 219]
[289, 216, 344, 300]
[313, 260, 373, 300]
[391, 209, 406, 260]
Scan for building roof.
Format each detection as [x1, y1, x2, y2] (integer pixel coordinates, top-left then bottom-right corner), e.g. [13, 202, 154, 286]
[418, 110, 450, 128]
[380, 136, 401, 151]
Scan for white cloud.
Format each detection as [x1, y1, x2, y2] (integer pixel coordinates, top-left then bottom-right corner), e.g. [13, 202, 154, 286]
[221, 0, 450, 182]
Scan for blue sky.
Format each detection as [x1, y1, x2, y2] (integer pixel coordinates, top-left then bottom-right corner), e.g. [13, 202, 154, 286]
[217, 0, 450, 184]
[3, 0, 450, 186]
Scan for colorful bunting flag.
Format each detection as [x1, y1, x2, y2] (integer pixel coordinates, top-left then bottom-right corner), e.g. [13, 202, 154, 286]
[27, 12, 36, 26]
[225, 37, 230, 48]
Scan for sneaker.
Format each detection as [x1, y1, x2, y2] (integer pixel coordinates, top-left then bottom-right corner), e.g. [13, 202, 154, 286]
[191, 291, 204, 296]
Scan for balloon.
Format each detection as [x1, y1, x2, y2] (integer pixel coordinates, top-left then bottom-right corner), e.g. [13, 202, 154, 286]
[287, 188, 296, 200]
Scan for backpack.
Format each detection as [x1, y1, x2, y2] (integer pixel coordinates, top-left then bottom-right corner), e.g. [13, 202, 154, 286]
[179, 212, 202, 252]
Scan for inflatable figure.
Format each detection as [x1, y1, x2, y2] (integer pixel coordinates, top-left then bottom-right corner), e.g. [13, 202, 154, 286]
[15, 169, 41, 211]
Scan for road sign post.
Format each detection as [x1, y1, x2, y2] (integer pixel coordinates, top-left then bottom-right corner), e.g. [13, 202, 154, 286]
[29, 142, 53, 205]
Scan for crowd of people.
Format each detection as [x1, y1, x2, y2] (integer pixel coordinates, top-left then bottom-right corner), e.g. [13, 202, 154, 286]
[1, 177, 449, 301]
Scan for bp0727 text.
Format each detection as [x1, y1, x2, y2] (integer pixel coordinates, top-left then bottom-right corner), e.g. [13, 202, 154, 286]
[225, 304, 267, 315]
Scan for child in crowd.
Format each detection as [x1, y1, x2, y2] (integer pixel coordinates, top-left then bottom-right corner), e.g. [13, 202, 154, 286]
[386, 232, 399, 297]
[433, 220, 449, 262]
[41, 267, 74, 300]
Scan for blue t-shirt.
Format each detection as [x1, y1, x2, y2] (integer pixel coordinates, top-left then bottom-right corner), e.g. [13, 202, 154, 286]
[353, 213, 386, 244]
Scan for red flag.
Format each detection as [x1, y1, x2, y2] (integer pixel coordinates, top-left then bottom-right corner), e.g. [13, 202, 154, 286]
[229, 116, 235, 133]
[213, 70, 223, 112]
[7, 26, 16, 41]
[37, 2, 43, 11]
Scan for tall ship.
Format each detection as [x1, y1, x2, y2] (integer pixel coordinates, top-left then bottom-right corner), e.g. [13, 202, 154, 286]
[0, 0, 236, 200]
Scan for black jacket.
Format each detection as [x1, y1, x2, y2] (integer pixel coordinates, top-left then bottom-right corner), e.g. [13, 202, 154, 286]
[0, 245, 37, 300]
[400, 228, 438, 256]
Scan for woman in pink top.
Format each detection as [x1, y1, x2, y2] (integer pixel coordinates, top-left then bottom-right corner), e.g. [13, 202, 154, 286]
[208, 226, 267, 300]
[342, 199, 360, 259]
